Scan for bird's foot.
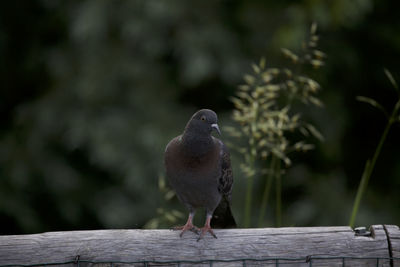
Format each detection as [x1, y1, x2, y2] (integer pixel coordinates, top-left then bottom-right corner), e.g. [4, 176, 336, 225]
[173, 223, 199, 237]
[197, 225, 217, 241]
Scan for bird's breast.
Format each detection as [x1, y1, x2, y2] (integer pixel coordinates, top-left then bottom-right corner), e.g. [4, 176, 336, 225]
[164, 138, 223, 209]
[165, 141, 221, 179]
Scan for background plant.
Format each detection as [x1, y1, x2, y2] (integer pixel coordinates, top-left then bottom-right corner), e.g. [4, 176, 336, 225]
[349, 69, 400, 228]
[144, 175, 184, 229]
[226, 23, 325, 227]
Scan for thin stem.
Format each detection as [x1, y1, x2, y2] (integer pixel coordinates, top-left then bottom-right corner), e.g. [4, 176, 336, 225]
[257, 156, 276, 227]
[275, 159, 282, 227]
[349, 99, 400, 227]
[244, 109, 260, 228]
[244, 151, 256, 228]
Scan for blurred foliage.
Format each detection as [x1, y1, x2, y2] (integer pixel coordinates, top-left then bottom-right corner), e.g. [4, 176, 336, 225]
[143, 175, 184, 229]
[0, 0, 399, 234]
[226, 23, 325, 227]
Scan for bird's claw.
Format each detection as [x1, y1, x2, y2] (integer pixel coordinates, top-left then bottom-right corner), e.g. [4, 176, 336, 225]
[172, 224, 199, 237]
[197, 226, 218, 241]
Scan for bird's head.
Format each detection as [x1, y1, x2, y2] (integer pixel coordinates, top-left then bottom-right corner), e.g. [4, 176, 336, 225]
[185, 109, 221, 136]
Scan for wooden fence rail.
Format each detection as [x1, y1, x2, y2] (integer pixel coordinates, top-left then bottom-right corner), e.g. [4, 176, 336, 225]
[0, 225, 399, 266]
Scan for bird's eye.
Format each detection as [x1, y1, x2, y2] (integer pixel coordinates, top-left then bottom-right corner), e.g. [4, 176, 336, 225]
[201, 116, 206, 121]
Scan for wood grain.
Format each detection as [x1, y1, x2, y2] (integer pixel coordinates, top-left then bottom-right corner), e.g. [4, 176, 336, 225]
[0, 225, 398, 266]
[385, 224, 400, 266]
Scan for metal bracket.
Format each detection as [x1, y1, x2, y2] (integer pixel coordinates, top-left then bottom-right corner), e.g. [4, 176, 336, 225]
[354, 226, 371, 236]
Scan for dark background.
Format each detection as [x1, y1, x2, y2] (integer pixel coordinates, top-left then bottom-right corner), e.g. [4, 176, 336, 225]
[1, 0, 399, 234]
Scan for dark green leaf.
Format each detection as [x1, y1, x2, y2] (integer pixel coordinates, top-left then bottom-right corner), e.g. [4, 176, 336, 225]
[356, 96, 389, 118]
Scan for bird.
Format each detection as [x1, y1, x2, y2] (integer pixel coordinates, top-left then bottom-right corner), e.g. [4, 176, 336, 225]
[164, 109, 236, 241]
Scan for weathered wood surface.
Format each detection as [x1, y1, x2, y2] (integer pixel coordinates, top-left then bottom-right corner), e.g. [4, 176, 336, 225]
[0, 225, 398, 267]
[386, 225, 400, 264]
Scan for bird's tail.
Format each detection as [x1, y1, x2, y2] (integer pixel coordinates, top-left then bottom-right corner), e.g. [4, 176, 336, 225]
[211, 197, 237, 228]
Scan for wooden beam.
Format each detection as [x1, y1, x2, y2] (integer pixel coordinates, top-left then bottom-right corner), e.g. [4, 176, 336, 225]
[0, 225, 398, 266]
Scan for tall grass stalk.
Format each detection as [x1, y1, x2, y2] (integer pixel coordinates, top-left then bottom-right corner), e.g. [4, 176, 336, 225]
[349, 69, 400, 228]
[275, 160, 282, 227]
[244, 152, 256, 227]
[226, 23, 325, 227]
[257, 156, 276, 227]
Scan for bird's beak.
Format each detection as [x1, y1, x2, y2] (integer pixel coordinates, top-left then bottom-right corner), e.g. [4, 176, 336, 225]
[211, 123, 221, 135]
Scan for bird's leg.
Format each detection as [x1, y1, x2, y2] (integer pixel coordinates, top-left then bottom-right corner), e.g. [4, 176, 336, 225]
[173, 212, 199, 237]
[197, 214, 217, 241]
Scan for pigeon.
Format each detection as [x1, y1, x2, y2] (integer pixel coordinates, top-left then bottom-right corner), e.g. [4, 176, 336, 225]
[164, 109, 236, 241]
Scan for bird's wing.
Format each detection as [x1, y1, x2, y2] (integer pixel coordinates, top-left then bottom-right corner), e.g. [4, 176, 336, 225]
[211, 138, 236, 228]
[216, 139, 233, 204]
